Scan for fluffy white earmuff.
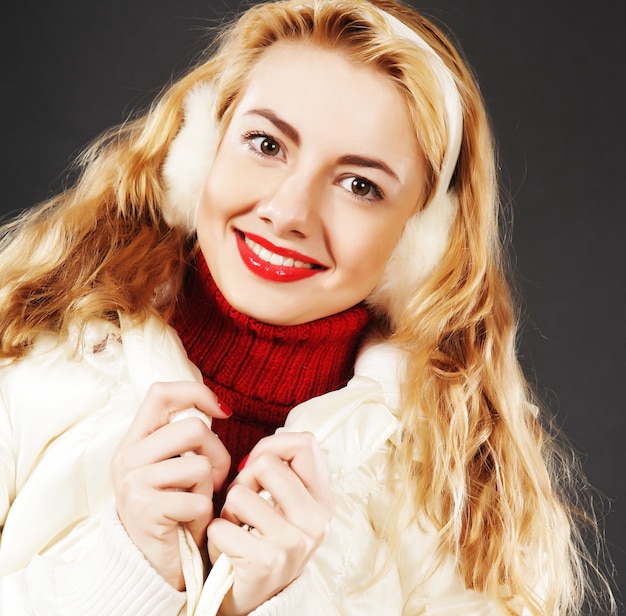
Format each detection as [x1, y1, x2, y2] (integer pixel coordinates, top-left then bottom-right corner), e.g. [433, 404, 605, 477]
[161, 83, 220, 232]
[367, 188, 459, 324]
[366, 10, 464, 325]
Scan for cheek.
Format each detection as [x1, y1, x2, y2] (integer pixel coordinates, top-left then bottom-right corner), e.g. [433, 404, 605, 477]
[199, 164, 239, 223]
[196, 170, 235, 245]
[203, 136, 244, 197]
[333, 219, 402, 284]
[203, 156, 230, 204]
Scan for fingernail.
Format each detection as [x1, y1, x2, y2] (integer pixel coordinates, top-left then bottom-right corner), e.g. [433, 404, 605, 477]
[237, 453, 250, 473]
[218, 400, 233, 417]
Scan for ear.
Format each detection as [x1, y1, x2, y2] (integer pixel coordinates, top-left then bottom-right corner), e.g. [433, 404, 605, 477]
[161, 83, 220, 233]
[366, 189, 458, 325]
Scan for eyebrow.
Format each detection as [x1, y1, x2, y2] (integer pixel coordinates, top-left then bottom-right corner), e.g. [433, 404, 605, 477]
[244, 108, 400, 183]
[245, 108, 301, 146]
[336, 155, 400, 184]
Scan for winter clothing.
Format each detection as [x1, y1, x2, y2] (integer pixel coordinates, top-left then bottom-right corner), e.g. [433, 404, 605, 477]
[0, 312, 505, 614]
[171, 255, 369, 482]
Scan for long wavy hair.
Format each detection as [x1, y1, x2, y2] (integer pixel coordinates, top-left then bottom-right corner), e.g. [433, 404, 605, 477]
[0, 0, 615, 613]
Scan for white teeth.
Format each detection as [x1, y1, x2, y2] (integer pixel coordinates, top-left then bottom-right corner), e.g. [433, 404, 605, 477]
[244, 236, 313, 269]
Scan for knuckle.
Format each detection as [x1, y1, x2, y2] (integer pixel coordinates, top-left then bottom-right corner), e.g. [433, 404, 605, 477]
[218, 444, 231, 466]
[254, 452, 275, 475]
[312, 516, 330, 545]
[257, 545, 279, 573]
[192, 493, 213, 518]
[207, 516, 227, 542]
[194, 454, 213, 476]
[152, 520, 172, 541]
[301, 533, 317, 557]
[146, 381, 169, 401]
[281, 526, 308, 557]
[300, 430, 316, 444]
[290, 504, 330, 549]
[188, 415, 210, 434]
[175, 417, 211, 454]
[181, 416, 207, 442]
[297, 430, 318, 450]
[111, 446, 133, 470]
[115, 470, 131, 494]
[110, 453, 128, 485]
[117, 469, 140, 499]
[255, 434, 274, 449]
[225, 482, 247, 506]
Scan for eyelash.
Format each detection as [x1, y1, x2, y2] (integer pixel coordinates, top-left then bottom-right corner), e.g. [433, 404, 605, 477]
[241, 130, 384, 204]
[338, 176, 384, 204]
[242, 131, 284, 160]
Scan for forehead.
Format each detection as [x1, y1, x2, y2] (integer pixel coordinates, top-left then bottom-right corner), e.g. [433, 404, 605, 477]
[241, 41, 400, 110]
[232, 42, 419, 165]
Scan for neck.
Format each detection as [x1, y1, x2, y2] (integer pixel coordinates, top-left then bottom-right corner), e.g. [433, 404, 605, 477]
[170, 253, 370, 476]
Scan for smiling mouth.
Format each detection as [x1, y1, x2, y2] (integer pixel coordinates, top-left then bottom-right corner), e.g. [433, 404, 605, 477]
[243, 235, 320, 269]
[235, 230, 326, 282]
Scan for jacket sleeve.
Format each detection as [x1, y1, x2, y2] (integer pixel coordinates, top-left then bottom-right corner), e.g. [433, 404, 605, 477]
[0, 365, 187, 615]
[1, 457, 186, 615]
[0, 516, 188, 616]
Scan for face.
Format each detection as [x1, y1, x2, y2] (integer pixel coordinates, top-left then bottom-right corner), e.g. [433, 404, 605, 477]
[197, 42, 426, 325]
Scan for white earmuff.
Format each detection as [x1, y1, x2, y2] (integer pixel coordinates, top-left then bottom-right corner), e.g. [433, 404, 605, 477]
[366, 10, 464, 325]
[161, 83, 220, 232]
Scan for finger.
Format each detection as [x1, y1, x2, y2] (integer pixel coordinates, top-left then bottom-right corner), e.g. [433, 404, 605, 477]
[207, 517, 260, 563]
[120, 419, 231, 486]
[119, 454, 218, 548]
[116, 455, 213, 515]
[134, 453, 215, 492]
[241, 432, 334, 516]
[231, 459, 329, 545]
[209, 497, 312, 581]
[220, 483, 279, 529]
[120, 381, 230, 445]
[153, 489, 214, 528]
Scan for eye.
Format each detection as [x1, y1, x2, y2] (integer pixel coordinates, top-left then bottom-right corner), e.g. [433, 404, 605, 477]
[244, 132, 284, 159]
[339, 176, 383, 202]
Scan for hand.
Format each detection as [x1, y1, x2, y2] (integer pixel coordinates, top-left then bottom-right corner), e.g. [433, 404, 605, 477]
[111, 381, 231, 590]
[207, 432, 334, 616]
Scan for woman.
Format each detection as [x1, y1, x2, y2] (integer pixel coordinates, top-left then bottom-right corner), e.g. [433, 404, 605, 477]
[0, 0, 615, 614]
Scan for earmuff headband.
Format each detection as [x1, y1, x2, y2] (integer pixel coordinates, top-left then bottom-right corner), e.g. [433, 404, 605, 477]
[379, 11, 463, 198]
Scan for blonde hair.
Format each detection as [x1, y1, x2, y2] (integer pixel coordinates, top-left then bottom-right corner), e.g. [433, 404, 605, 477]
[0, 0, 615, 613]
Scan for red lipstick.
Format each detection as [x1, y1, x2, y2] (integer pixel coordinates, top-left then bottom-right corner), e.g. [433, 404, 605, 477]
[235, 230, 326, 282]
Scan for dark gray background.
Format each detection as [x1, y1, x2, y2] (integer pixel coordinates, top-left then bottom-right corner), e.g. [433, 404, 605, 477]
[1, 0, 624, 609]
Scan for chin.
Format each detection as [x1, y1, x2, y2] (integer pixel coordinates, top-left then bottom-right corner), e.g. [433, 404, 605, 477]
[224, 293, 303, 326]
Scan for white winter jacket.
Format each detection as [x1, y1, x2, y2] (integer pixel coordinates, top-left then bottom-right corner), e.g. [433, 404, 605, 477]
[0, 314, 506, 615]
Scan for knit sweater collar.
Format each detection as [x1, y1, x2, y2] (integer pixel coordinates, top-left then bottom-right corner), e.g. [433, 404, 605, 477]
[170, 253, 370, 461]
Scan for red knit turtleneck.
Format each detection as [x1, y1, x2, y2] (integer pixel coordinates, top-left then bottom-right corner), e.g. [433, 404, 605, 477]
[170, 253, 370, 487]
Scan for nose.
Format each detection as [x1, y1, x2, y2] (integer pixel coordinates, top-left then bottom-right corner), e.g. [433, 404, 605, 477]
[255, 168, 320, 238]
